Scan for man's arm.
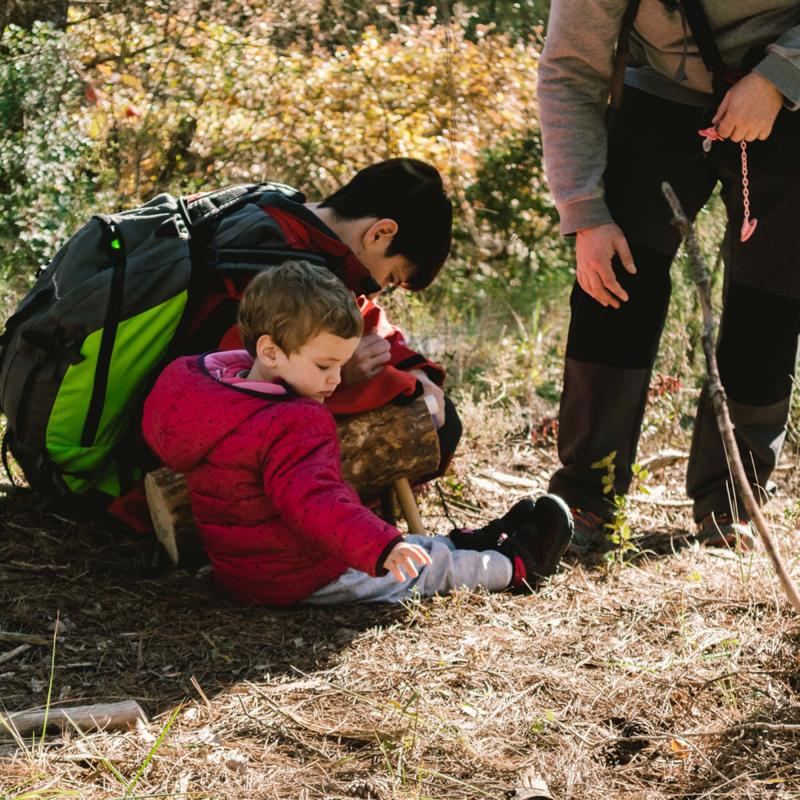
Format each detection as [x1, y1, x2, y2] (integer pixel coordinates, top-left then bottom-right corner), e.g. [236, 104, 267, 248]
[753, 23, 800, 111]
[537, 0, 629, 235]
[538, 0, 637, 307]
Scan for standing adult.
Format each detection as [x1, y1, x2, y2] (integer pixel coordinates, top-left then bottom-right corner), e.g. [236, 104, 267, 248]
[537, 1, 800, 549]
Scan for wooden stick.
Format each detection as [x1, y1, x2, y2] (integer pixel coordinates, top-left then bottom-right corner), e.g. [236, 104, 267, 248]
[0, 631, 50, 647]
[394, 477, 425, 534]
[0, 644, 31, 666]
[662, 181, 800, 614]
[1, 700, 147, 738]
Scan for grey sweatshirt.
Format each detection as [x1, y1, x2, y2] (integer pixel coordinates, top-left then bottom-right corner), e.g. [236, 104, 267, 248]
[537, 0, 800, 234]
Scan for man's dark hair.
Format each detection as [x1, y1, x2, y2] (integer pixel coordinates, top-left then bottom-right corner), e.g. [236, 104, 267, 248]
[320, 158, 453, 290]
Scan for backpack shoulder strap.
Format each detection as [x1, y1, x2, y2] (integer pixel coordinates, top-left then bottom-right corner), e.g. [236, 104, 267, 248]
[610, 0, 643, 111]
[678, 0, 724, 77]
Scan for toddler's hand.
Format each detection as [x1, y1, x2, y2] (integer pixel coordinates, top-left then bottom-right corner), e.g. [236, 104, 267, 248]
[384, 541, 432, 582]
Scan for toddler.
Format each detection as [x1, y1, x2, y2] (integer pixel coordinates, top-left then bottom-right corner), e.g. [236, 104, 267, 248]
[143, 261, 573, 605]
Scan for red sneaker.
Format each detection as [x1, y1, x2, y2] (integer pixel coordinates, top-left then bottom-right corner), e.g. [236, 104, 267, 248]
[696, 512, 757, 550]
[569, 507, 614, 553]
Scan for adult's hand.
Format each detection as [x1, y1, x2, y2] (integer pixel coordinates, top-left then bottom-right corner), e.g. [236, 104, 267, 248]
[713, 72, 784, 142]
[409, 369, 445, 429]
[575, 222, 637, 308]
[341, 332, 391, 385]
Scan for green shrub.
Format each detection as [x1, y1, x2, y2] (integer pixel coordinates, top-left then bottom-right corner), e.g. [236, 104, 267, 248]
[0, 23, 104, 299]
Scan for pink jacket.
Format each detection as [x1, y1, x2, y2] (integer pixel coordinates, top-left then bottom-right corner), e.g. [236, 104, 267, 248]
[142, 351, 403, 605]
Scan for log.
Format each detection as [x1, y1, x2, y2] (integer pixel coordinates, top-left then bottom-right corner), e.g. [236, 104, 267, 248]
[146, 395, 440, 564]
[335, 396, 440, 500]
[1, 700, 147, 738]
[144, 468, 199, 565]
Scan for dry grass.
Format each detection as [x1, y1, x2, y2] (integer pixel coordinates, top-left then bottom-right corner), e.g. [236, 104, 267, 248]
[2, 389, 800, 799]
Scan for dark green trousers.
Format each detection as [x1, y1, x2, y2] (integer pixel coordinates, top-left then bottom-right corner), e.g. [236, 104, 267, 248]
[549, 87, 800, 522]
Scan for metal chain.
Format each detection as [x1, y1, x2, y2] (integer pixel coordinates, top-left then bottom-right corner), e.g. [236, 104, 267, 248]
[741, 141, 751, 226]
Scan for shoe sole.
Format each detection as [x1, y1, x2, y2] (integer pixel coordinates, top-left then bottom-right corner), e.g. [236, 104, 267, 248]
[529, 493, 574, 578]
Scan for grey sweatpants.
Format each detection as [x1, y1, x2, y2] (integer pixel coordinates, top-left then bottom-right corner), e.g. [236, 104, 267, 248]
[304, 534, 513, 605]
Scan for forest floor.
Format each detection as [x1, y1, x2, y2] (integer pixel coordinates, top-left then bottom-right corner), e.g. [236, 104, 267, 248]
[2, 388, 800, 800]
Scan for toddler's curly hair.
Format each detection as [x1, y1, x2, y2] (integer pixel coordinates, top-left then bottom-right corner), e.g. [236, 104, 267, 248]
[238, 261, 363, 356]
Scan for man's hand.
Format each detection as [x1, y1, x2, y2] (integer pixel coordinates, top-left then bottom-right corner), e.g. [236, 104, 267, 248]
[575, 222, 636, 308]
[383, 541, 432, 582]
[342, 332, 391, 386]
[409, 369, 445, 428]
[713, 72, 783, 142]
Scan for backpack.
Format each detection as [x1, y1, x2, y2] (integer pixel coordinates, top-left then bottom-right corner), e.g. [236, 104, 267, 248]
[0, 183, 329, 506]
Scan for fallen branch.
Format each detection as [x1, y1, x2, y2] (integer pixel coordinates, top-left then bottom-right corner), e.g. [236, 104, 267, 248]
[637, 449, 688, 474]
[0, 631, 51, 646]
[662, 181, 800, 614]
[0, 644, 31, 666]
[1, 700, 147, 738]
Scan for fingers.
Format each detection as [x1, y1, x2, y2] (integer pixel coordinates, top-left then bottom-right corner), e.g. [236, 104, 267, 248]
[387, 544, 432, 582]
[409, 545, 432, 567]
[711, 92, 730, 126]
[580, 262, 628, 309]
[389, 564, 407, 582]
[613, 231, 637, 275]
[360, 333, 391, 357]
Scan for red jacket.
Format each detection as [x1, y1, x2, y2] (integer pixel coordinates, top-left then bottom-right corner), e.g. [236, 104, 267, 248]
[142, 351, 404, 605]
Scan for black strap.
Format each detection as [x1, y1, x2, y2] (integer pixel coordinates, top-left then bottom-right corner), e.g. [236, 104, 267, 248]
[205, 247, 328, 269]
[678, 0, 724, 76]
[81, 217, 127, 447]
[610, 0, 643, 110]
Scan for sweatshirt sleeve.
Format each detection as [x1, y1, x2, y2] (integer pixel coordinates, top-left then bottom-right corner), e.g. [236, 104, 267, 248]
[753, 24, 800, 110]
[362, 297, 445, 384]
[537, 0, 630, 234]
[261, 404, 404, 575]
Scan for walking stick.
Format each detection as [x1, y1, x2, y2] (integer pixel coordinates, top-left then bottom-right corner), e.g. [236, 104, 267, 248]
[661, 181, 800, 614]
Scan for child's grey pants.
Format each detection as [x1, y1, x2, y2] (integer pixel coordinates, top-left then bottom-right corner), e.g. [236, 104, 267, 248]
[304, 535, 512, 605]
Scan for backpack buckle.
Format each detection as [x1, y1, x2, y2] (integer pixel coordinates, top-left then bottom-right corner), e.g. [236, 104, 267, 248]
[173, 214, 189, 240]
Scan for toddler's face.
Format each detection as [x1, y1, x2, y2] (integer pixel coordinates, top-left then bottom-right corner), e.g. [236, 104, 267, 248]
[277, 331, 360, 402]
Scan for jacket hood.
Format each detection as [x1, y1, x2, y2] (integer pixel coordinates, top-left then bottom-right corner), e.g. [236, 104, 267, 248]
[142, 351, 290, 472]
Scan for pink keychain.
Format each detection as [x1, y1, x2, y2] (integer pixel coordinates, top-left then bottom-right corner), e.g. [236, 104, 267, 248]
[698, 127, 758, 242]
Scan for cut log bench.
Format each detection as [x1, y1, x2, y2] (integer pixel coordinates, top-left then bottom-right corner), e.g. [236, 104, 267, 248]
[145, 395, 440, 565]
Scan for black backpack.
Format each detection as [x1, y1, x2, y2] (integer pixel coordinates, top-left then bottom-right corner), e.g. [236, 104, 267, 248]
[0, 183, 329, 505]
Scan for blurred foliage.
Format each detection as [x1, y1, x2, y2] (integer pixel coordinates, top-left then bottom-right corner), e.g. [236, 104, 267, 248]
[0, 0, 561, 314]
[0, 21, 102, 296]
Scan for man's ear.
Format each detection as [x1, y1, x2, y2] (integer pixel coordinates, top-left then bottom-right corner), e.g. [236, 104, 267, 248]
[255, 334, 280, 367]
[362, 218, 398, 252]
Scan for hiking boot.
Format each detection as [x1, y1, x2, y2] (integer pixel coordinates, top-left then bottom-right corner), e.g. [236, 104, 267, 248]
[696, 512, 758, 550]
[569, 507, 614, 553]
[448, 498, 538, 551]
[500, 494, 574, 591]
